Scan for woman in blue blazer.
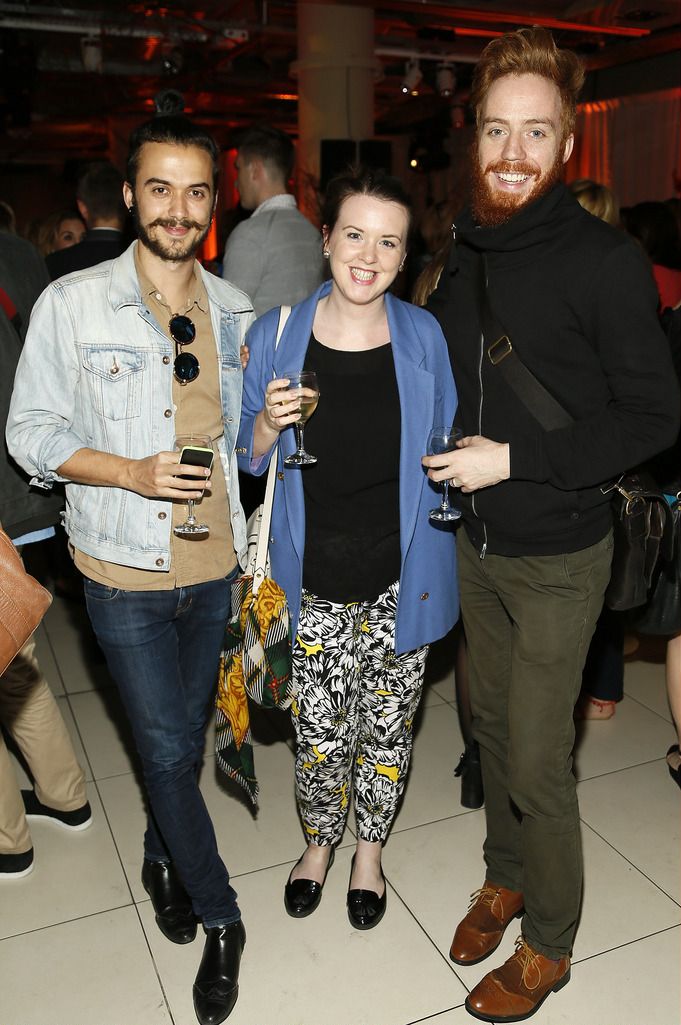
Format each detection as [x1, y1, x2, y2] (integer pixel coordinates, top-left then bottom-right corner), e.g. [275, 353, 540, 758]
[237, 168, 459, 930]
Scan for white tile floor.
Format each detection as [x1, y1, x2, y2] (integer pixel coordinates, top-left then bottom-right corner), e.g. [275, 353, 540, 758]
[1, 597, 679, 1025]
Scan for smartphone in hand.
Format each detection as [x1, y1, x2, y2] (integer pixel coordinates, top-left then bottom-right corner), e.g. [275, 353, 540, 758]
[178, 445, 214, 481]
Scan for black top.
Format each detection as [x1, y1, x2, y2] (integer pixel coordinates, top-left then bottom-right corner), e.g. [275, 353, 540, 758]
[46, 229, 126, 280]
[301, 333, 401, 603]
[427, 183, 680, 556]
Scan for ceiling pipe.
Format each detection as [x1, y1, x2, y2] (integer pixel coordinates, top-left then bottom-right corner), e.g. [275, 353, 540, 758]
[0, 9, 250, 44]
[0, 16, 207, 39]
[354, 0, 651, 37]
[377, 46, 478, 64]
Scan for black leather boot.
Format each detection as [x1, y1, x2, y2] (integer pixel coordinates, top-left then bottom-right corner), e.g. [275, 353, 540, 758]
[141, 859, 197, 944]
[454, 741, 484, 809]
[193, 920, 245, 1025]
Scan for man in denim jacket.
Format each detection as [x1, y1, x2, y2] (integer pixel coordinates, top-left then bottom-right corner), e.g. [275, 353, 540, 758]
[8, 114, 253, 1025]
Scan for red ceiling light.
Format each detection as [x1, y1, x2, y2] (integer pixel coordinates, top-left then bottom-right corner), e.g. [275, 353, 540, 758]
[143, 37, 160, 61]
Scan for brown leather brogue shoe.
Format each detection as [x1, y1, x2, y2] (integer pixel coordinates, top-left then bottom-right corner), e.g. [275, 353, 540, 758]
[450, 880, 524, 966]
[465, 936, 571, 1022]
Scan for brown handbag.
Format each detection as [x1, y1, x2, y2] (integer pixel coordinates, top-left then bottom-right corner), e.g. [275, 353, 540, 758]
[0, 528, 53, 675]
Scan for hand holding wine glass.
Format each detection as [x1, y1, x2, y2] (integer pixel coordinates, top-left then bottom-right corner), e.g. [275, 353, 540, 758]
[282, 370, 320, 467]
[427, 426, 463, 523]
[173, 434, 213, 537]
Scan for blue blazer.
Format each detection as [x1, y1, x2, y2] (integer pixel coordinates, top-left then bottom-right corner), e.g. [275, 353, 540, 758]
[237, 281, 460, 654]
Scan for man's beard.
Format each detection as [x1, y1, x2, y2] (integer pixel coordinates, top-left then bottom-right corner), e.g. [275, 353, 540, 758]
[131, 206, 212, 262]
[470, 147, 565, 228]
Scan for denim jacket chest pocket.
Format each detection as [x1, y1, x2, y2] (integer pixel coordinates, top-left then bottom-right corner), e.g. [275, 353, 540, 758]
[82, 346, 145, 421]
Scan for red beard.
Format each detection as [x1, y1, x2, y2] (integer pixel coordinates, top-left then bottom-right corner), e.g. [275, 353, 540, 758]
[470, 150, 565, 227]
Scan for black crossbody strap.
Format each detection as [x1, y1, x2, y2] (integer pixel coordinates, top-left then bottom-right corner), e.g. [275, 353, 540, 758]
[476, 254, 573, 431]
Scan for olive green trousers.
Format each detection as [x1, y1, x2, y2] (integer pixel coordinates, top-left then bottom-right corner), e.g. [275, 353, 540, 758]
[458, 528, 613, 958]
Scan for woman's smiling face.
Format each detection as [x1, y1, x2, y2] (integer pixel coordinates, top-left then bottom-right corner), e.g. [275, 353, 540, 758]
[324, 193, 408, 308]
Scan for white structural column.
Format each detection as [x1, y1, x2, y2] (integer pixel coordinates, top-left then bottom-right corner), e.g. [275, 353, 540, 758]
[293, 2, 378, 218]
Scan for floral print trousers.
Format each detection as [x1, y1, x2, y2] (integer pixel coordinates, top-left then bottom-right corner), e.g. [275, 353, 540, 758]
[290, 581, 428, 845]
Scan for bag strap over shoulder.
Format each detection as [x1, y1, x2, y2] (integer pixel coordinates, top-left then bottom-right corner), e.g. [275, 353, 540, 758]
[476, 254, 573, 431]
[252, 304, 291, 594]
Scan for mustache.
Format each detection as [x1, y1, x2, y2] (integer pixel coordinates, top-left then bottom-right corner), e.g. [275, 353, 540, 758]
[484, 160, 539, 176]
[148, 217, 206, 231]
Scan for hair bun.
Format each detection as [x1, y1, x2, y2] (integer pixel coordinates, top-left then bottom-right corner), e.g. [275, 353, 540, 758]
[154, 90, 185, 117]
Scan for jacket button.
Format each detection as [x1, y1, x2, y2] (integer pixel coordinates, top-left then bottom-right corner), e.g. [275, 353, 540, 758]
[570, 512, 580, 520]
[277, 471, 284, 481]
[164, 409, 172, 418]
[158, 511, 167, 520]
[420, 592, 429, 601]
[155, 558, 164, 567]
[162, 355, 170, 365]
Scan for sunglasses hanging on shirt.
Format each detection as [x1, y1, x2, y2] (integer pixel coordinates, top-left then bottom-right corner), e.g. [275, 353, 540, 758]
[170, 314, 199, 385]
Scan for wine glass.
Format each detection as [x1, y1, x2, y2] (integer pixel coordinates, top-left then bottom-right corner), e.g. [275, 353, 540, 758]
[427, 426, 463, 523]
[174, 434, 212, 537]
[283, 370, 320, 467]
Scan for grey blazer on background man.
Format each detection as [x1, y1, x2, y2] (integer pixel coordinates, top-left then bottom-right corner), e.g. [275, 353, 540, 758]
[222, 194, 323, 316]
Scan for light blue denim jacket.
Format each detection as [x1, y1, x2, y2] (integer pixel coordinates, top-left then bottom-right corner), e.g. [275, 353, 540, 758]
[7, 241, 253, 572]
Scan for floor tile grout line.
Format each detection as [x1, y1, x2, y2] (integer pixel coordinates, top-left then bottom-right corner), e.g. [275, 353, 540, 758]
[35, 601, 150, 917]
[576, 754, 675, 785]
[579, 819, 681, 909]
[40, 610, 104, 783]
[130, 898, 178, 1025]
[58, 683, 118, 697]
[389, 807, 482, 838]
[1, 902, 177, 1025]
[72, 758, 147, 919]
[622, 687, 674, 724]
[0, 900, 137, 942]
[58, 714, 178, 1025]
[227, 839, 361, 882]
[384, 878, 476, 996]
[406, 1003, 467, 1025]
[571, 921, 681, 967]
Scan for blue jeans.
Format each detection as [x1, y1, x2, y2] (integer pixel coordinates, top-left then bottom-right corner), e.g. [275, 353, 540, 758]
[84, 572, 240, 927]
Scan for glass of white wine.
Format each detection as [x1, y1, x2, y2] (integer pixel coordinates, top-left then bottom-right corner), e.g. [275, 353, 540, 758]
[283, 370, 320, 467]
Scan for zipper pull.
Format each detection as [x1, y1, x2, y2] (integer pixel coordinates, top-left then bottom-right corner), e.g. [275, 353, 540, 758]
[450, 223, 457, 240]
[479, 541, 487, 560]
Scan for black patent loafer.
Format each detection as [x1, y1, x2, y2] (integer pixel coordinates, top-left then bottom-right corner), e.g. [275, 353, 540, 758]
[193, 920, 246, 1025]
[141, 858, 197, 944]
[347, 882, 387, 930]
[284, 847, 335, 918]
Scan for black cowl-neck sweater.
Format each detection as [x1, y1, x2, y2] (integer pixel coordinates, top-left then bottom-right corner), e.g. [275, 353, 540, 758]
[428, 183, 680, 557]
